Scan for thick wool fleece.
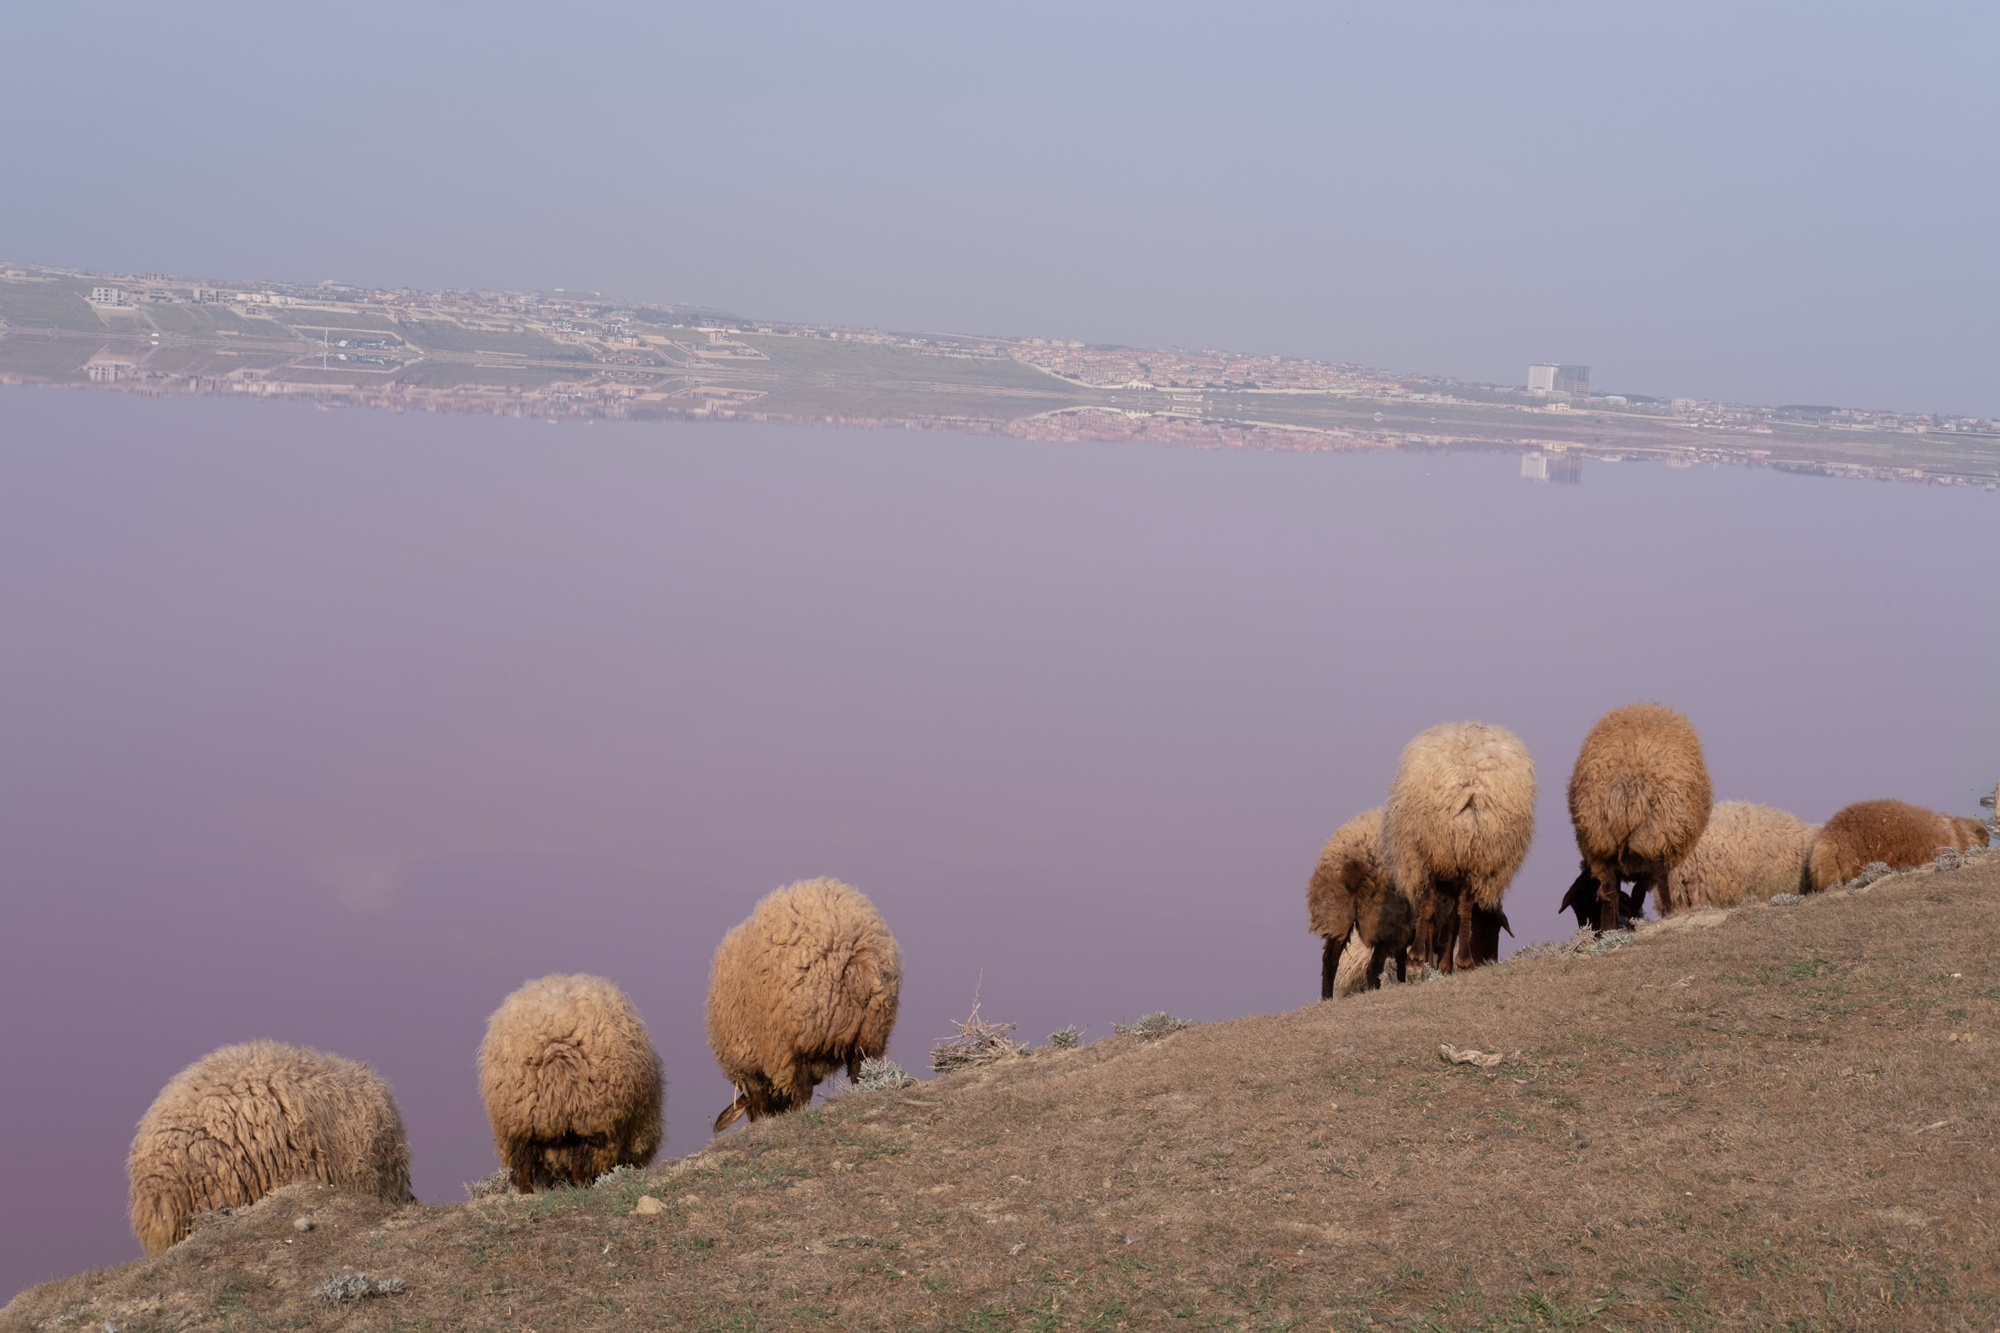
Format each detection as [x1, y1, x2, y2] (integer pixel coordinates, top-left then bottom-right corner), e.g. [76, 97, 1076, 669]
[477, 973, 663, 1192]
[1307, 807, 1414, 997]
[1666, 801, 1819, 910]
[1805, 799, 1990, 891]
[1306, 807, 1392, 943]
[128, 1041, 413, 1255]
[705, 877, 902, 1131]
[1567, 702, 1712, 919]
[1382, 721, 1538, 914]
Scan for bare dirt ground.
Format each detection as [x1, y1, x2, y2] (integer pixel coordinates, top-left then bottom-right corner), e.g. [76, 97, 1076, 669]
[8, 854, 1997, 1332]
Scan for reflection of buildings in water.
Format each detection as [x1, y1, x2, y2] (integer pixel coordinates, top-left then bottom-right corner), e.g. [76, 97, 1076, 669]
[1520, 450, 1582, 484]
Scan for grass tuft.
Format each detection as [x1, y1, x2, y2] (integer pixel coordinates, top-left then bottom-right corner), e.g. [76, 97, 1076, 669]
[931, 996, 1029, 1073]
[853, 1057, 919, 1091]
[1114, 1012, 1190, 1042]
[312, 1273, 406, 1304]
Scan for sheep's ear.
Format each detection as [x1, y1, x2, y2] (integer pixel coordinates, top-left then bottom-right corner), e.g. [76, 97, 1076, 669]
[1496, 910, 1514, 938]
[712, 1097, 748, 1134]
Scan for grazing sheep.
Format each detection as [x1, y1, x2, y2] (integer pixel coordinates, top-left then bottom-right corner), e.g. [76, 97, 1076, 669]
[1306, 807, 1413, 997]
[706, 877, 902, 1132]
[1804, 799, 1991, 892]
[1558, 862, 1646, 929]
[1665, 801, 1820, 909]
[1567, 703, 1712, 931]
[477, 974, 663, 1192]
[1382, 721, 1537, 973]
[128, 1041, 413, 1255]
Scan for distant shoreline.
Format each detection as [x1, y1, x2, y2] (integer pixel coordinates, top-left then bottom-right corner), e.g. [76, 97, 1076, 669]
[5, 263, 1996, 489]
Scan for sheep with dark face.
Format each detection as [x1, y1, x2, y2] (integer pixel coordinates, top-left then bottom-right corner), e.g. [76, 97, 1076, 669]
[128, 1041, 414, 1255]
[1382, 721, 1537, 974]
[1567, 703, 1712, 932]
[477, 974, 663, 1192]
[705, 877, 902, 1131]
[1803, 798, 1990, 892]
[1306, 807, 1413, 997]
[1558, 864, 1646, 930]
[1667, 801, 1819, 909]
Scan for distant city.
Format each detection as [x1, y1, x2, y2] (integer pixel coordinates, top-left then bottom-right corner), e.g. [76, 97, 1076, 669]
[4, 263, 1996, 489]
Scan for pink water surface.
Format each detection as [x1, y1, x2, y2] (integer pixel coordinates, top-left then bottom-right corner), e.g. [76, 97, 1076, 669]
[3, 385, 1994, 1297]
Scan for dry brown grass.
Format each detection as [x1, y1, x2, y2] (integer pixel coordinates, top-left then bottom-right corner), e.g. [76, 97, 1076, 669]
[8, 855, 2000, 1332]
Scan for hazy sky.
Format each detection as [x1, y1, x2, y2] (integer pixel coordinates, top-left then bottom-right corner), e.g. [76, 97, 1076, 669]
[3, 2, 1996, 413]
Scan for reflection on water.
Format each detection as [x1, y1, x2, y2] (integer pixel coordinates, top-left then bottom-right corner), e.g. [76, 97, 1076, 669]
[2, 386, 1995, 1296]
[1520, 450, 1583, 484]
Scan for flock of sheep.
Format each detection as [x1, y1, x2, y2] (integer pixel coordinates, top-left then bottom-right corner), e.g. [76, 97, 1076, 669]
[124, 701, 1992, 1256]
[1309, 702, 1993, 998]
[126, 877, 901, 1254]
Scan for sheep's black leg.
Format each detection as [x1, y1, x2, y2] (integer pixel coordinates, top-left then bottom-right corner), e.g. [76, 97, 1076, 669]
[1636, 872, 1666, 919]
[1435, 891, 1460, 974]
[1457, 893, 1480, 969]
[1364, 943, 1388, 990]
[1393, 947, 1408, 984]
[1595, 865, 1622, 935]
[1320, 936, 1340, 1000]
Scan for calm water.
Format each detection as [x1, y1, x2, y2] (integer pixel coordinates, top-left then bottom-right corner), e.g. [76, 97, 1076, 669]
[3, 386, 1995, 1296]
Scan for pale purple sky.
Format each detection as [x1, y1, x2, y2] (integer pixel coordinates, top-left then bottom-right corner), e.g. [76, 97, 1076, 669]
[2, 2, 1996, 414]
[2, 386, 1995, 1297]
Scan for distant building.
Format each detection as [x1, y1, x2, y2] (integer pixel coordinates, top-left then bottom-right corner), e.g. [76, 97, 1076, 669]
[88, 286, 125, 306]
[1521, 451, 1548, 480]
[1528, 363, 1590, 397]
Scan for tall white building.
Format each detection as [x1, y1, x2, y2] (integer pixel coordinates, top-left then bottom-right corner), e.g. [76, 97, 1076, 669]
[1528, 363, 1590, 397]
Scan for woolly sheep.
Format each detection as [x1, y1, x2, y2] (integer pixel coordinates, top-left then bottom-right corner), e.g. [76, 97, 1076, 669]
[127, 1041, 413, 1255]
[1803, 798, 1991, 892]
[1306, 807, 1413, 997]
[1382, 721, 1537, 973]
[477, 973, 663, 1192]
[705, 877, 902, 1132]
[1666, 801, 1820, 910]
[1567, 702, 1712, 932]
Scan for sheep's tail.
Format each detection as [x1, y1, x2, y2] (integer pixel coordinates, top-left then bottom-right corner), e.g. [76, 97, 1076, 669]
[712, 1093, 749, 1134]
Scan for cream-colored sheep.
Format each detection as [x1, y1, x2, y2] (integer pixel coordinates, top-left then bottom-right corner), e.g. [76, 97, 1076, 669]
[1382, 721, 1537, 973]
[1803, 798, 1990, 892]
[1306, 807, 1413, 996]
[477, 974, 663, 1192]
[127, 1041, 413, 1255]
[705, 877, 902, 1131]
[1666, 801, 1819, 909]
[1567, 702, 1712, 931]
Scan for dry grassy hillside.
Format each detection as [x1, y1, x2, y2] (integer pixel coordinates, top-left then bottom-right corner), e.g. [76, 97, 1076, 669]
[8, 855, 1998, 1332]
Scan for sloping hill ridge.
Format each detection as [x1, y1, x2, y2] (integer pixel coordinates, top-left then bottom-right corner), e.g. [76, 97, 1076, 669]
[9, 856, 1997, 1332]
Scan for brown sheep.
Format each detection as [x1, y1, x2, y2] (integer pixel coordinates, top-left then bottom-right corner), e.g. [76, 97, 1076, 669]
[1803, 798, 1991, 892]
[706, 877, 902, 1132]
[1666, 801, 1820, 909]
[1567, 702, 1712, 931]
[477, 974, 663, 1192]
[127, 1041, 414, 1255]
[1306, 807, 1413, 997]
[1382, 721, 1537, 973]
